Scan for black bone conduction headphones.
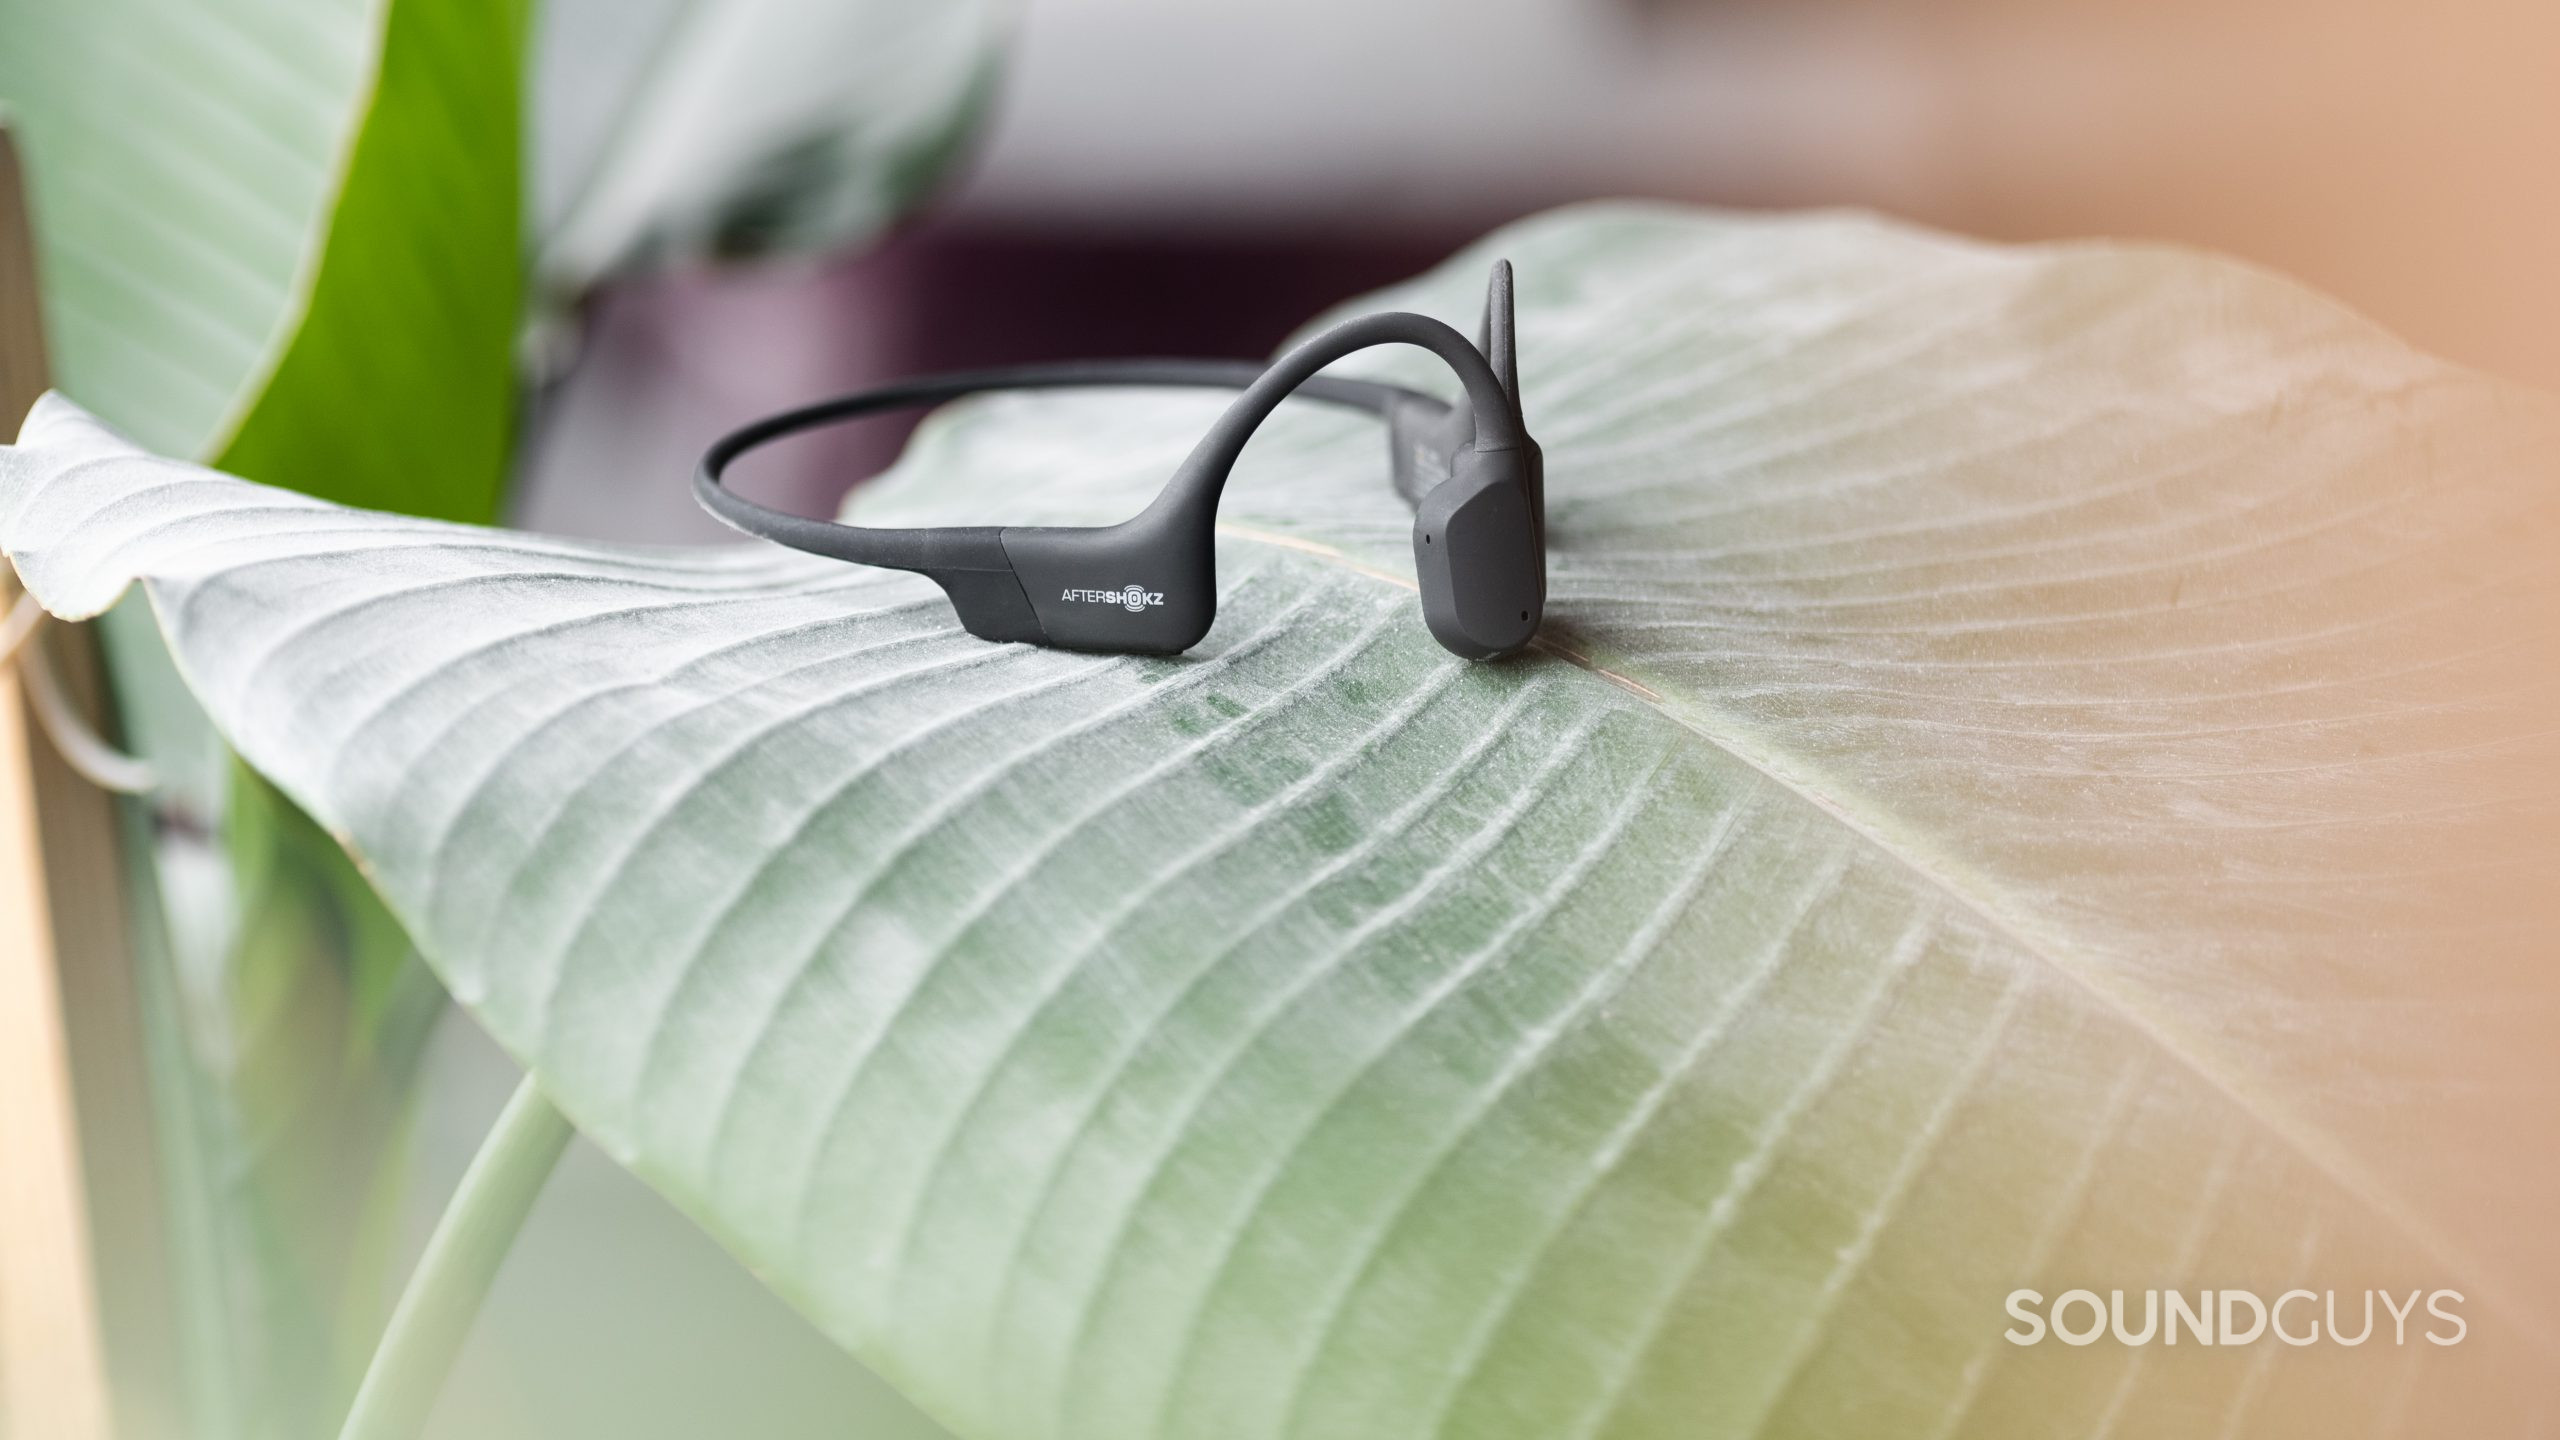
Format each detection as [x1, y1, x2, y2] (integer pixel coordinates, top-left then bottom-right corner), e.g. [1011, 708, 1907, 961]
[697, 261, 1544, 660]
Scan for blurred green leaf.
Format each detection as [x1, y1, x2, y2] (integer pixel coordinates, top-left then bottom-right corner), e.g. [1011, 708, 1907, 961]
[199, 764, 446, 1434]
[532, 0, 1012, 294]
[10, 204, 2559, 1438]
[0, 0, 524, 521]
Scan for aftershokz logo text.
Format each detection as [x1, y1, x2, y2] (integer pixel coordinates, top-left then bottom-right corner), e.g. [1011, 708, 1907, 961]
[2005, 1289, 2466, 1347]
[1062, 584, 1164, 614]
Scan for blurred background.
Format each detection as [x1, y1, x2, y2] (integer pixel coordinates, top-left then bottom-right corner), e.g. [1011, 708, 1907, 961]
[520, 0, 2560, 545]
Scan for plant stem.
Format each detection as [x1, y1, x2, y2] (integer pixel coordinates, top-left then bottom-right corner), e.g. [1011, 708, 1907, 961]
[337, 1073, 572, 1440]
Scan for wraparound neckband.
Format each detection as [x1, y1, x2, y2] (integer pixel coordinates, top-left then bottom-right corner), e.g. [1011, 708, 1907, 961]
[697, 261, 1545, 660]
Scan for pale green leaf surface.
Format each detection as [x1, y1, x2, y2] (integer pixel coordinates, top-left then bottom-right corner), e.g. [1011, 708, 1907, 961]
[533, 0, 1012, 293]
[6, 204, 2558, 1439]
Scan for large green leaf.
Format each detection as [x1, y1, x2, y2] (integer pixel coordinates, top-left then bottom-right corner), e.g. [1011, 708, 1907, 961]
[0, 0, 524, 519]
[532, 0, 1012, 295]
[6, 204, 2556, 1438]
[0, 0, 372, 462]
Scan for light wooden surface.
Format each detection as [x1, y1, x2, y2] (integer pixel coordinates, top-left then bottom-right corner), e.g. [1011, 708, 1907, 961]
[0, 122, 117, 1440]
[0, 670, 115, 1440]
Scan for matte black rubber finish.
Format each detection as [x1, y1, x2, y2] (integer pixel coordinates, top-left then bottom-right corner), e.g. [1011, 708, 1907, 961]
[697, 261, 1545, 660]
